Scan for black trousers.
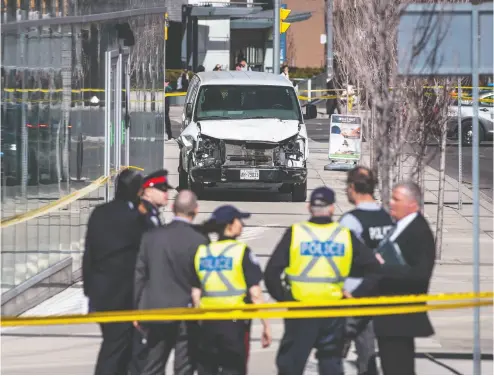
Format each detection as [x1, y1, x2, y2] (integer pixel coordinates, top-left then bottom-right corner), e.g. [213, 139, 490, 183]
[95, 322, 134, 375]
[132, 321, 199, 375]
[377, 336, 415, 375]
[165, 114, 172, 139]
[277, 317, 345, 375]
[165, 101, 172, 139]
[197, 320, 250, 375]
[345, 318, 378, 375]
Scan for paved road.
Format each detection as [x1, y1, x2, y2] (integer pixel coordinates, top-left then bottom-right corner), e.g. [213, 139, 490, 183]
[1, 114, 492, 374]
[304, 118, 494, 201]
[427, 144, 493, 202]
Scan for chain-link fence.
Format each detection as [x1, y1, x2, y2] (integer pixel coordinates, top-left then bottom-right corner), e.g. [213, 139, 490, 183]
[1, 0, 168, 314]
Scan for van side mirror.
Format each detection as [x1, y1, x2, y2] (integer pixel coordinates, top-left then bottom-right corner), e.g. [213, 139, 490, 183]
[303, 104, 317, 120]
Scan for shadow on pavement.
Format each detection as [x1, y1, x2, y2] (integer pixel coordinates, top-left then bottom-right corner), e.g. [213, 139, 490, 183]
[198, 188, 294, 203]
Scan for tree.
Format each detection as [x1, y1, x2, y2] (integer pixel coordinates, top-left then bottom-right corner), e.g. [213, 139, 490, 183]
[333, 0, 457, 208]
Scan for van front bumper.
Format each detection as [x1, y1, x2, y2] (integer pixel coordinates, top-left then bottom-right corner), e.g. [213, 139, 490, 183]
[190, 166, 307, 184]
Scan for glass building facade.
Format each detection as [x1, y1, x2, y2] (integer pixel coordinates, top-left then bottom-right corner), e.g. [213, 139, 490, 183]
[1, 0, 167, 300]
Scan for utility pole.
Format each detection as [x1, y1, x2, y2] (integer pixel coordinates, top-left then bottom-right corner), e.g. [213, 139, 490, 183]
[326, 0, 333, 79]
[163, 11, 168, 168]
[273, 0, 280, 74]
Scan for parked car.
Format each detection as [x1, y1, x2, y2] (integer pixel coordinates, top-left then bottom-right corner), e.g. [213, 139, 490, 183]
[176, 71, 317, 201]
[447, 91, 493, 145]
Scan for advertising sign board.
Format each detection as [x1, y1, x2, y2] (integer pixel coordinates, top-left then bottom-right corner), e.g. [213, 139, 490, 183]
[328, 114, 362, 164]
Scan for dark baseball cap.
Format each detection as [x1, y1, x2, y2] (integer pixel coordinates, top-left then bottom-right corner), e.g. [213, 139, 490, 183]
[310, 186, 335, 207]
[210, 205, 251, 224]
[142, 169, 175, 191]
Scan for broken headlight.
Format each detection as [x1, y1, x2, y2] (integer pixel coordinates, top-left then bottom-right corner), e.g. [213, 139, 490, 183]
[281, 137, 303, 159]
[195, 135, 222, 167]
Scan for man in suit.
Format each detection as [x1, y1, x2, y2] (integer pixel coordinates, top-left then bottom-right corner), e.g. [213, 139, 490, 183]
[83, 168, 146, 375]
[133, 190, 209, 374]
[374, 181, 436, 374]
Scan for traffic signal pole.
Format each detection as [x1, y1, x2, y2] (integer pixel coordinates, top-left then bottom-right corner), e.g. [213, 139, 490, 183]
[273, 1, 291, 74]
[273, 0, 280, 74]
[326, 0, 333, 80]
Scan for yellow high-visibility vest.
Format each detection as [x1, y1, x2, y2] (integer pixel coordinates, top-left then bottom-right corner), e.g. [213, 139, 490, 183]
[284, 221, 353, 302]
[194, 240, 248, 308]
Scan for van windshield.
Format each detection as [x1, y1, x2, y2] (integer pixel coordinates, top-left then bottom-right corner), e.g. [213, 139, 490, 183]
[195, 85, 301, 122]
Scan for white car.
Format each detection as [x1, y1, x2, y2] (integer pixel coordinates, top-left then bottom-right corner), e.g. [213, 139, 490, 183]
[176, 71, 318, 201]
[448, 91, 494, 145]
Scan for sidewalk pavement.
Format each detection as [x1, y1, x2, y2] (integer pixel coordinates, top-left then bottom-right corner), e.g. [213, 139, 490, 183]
[0, 107, 490, 375]
[169, 108, 494, 358]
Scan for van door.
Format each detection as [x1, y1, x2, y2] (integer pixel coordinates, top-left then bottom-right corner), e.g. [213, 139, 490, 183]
[182, 75, 200, 131]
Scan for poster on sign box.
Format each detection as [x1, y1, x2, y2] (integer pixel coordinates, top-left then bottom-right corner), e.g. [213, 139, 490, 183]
[328, 114, 362, 163]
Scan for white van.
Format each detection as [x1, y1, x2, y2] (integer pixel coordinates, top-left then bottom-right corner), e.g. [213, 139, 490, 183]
[176, 71, 317, 201]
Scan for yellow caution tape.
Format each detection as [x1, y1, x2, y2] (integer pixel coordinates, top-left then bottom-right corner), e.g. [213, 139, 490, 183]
[0, 175, 108, 229]
[0, 165, 143, 229]
[298, 95, 350, 101]
[2, 88, 188, 95]
[298, 89, 350, 92]
[3, 86, 491, 94]
[1, 293, 491, 327]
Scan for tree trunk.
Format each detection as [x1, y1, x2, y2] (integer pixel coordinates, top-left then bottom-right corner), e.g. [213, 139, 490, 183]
[435, 116, 448, 259]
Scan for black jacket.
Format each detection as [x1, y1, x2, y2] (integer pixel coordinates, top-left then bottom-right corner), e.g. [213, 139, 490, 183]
[82, 199, 147, 312]
[134, 219, 209, 311]
[264, 217, 381, 302]
[373, 212, 436, 338]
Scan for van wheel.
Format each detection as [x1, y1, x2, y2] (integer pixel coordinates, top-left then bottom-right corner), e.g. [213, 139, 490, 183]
[292, 181, 307, 202]
[461, 120, 484, 146]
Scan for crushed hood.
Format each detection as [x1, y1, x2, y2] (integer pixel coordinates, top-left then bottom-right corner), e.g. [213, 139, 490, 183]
[198, 119, 301, 143]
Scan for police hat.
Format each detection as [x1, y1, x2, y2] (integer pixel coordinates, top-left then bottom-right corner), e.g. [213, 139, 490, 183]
[209, 205, 251, 225]
[142, 169, 175, 192]
[310, 186, 335, 207]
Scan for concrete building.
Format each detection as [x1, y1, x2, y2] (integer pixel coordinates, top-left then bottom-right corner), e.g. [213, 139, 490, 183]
[178, 0, 313, 72]
[284, 0, 326, 68]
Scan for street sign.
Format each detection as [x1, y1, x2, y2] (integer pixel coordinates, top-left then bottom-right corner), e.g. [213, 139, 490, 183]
[398, 4, 493, 76]
[397, 4, 493, 374]
[327, 114, 362, 164]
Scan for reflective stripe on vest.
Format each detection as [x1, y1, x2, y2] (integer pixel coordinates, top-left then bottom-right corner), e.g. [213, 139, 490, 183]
[194, 240, 248, 308]
[287, 224, 345, 284]
[200, 242, 245, 298]
[284, 221, 353, 302]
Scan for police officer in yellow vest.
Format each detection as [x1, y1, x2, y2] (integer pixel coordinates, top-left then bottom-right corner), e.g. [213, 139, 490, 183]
[191, 205, 272, 375]
[264, 187, 380, 375]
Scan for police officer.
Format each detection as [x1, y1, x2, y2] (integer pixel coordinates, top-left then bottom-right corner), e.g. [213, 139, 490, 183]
[130, 169, 175, 373]
[264, 186, 380, 375]
[340, 166, 394, 375]
[83, 168, 145, 375]
[137, 169, 173, 228]
[191, 205, 272, 375]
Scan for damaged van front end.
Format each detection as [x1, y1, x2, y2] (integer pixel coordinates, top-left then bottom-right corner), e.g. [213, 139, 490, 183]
[176, 73, 317, 201]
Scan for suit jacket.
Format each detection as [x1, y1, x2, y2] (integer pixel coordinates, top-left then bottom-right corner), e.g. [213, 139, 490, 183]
[82, 199, 147, 312]
[134, 220, 209, 311]
[373, 212, 436, 338]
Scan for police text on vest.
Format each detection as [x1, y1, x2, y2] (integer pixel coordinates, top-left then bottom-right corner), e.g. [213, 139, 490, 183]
[300, 241, 345, 257]
[199, 255, 234, 271]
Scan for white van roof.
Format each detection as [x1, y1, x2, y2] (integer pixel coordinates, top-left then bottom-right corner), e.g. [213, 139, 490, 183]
[196, 71, 293, 87]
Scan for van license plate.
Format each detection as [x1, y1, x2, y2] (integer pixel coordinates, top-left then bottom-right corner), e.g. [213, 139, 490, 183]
[240, 169, 260, 180]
